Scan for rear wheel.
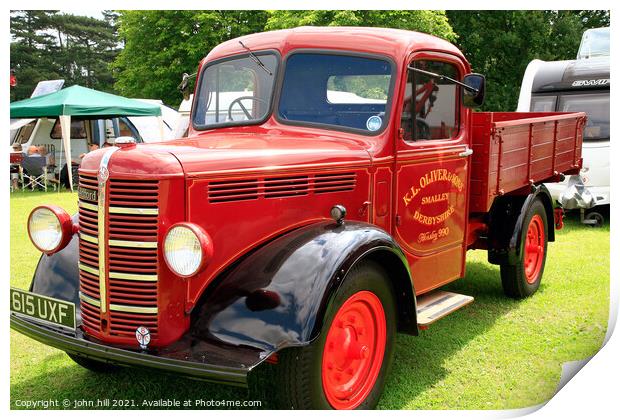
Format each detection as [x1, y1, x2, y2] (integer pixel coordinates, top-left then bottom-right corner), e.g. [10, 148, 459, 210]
[252, 261, 396, 409]
[66, 353, 120, 373]
[501, 199, 548, 299]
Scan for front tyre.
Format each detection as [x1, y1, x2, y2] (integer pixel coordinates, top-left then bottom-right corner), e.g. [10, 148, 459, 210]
[501, 199, 548, 299]
[254, 261, 396, 409]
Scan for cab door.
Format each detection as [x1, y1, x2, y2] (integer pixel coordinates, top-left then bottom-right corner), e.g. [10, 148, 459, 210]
[394, 52, 472, 295]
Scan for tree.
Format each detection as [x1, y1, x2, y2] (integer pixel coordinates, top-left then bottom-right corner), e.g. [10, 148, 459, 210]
[50, 13, 119, 92]
[266, 10, 456, 41]
[112, 10, 455, 107]
[10, 10, 119, 101]
[446, 10, 610, 111]
[112, 10, 269, 106]
[10, 10, 60, 100]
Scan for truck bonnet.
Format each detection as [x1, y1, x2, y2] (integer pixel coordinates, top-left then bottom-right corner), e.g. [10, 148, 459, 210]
[81, 131, 371, 177]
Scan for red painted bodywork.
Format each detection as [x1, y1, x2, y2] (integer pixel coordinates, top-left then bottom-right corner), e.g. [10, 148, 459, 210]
[75, 28, 585, 347]
[470, 112, 585, 213]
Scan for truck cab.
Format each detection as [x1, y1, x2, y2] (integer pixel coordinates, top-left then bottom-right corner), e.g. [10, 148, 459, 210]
[12, 27, 585, 410]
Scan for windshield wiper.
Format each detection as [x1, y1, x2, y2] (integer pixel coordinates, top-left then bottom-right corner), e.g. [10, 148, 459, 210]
[408, 66, 479, 93]
[239, 41, 273, 76]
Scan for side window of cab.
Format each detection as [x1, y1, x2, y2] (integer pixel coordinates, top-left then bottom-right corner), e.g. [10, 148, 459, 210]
[401, 60, 460, 141]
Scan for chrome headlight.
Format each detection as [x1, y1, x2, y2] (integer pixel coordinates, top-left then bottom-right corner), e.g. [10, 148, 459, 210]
[27, 206, 73, 254]
[163, 223, 213, 277]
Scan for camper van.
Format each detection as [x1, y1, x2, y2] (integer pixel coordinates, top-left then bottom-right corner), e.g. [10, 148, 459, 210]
[10, 102, 181, 165]
[10, 116, 143, 166]
[126, 99, 182, 142]
[518, 27, 609, 225]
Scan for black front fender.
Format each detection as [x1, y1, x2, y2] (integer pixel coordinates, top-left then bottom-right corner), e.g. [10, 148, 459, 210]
[191, 221, 415, 355]
[30, 215, 80, 307]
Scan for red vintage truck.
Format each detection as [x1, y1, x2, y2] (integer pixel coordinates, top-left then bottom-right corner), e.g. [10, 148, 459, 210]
[11, 27, 586, 409]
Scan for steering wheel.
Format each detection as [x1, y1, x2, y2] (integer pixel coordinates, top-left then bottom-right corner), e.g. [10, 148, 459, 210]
[228, 96, 269, 121]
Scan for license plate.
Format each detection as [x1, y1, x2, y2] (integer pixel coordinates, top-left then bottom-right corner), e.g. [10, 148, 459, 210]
[10, 288, 76, 331]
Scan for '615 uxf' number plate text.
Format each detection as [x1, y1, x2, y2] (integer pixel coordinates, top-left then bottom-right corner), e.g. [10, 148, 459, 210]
[10, 288, 76, 330]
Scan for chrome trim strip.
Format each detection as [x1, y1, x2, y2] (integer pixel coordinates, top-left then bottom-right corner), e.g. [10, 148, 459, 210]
[109, 207, 159, 216]
[78, 263, 99, 277]
[109, 304, 158, 314]
[109, 272, 158, 282]
[79, 201, 98, 212]
[80, 233, 98, 245]
[97, 146, 119, 314]
[108, 239, 158, 249]
[79, 291, 101, 308]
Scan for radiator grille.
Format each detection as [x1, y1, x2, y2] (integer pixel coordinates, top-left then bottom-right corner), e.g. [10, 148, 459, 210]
[78, 173, 160, 341]
[208, 172, 356, 203]
[78, 174, 100, 304]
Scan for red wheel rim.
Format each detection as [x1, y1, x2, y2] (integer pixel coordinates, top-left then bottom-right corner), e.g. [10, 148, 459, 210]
[321, 290, 386, 409]
[524, 214, 545, 284]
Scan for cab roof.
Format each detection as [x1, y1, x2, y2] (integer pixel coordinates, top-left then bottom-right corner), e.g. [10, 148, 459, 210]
[204, 26, 465, 65]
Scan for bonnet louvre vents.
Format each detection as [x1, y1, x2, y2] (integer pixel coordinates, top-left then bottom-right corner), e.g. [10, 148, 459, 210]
[264, 176, 309, 198]
[208, 179, 259, 203]
[314, 172, 357, 193]
[208, 172, 356, 203]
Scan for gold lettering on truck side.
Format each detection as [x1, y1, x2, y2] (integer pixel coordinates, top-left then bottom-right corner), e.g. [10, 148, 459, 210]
[401, 170, 463, 228]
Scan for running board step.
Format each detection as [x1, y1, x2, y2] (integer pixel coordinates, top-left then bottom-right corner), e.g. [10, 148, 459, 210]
[416, 291, 474, 328]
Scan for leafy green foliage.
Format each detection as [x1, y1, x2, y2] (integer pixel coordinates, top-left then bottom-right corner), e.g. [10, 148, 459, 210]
[112, 10, 453, 107]
[112, 11, 268, 107]
[12, 10, 609, 113]
[10, 10, 119, 101]
[266, 10, 456, 41]
[447, 10, 610, 111]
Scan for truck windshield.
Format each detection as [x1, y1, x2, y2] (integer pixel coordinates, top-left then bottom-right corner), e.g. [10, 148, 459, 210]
[278, 53, 394, 134]
[193, 52, 278, 128]
[559, 93, 609, 141]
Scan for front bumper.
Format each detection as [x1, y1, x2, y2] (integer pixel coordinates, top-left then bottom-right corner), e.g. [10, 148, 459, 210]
[11, 314, 253, 387]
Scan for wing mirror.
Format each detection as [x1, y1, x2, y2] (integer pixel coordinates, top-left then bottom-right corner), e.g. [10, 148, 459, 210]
[462, 73, 486, 108]
[178, 72, 193, 101]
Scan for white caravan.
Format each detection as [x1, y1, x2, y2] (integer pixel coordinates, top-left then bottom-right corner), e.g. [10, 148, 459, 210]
[517, 27, 610, 225]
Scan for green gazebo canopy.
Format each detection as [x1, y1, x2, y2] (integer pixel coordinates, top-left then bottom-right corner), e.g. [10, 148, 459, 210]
[10, 85, 163, 192]
[10, 85, 161, 118]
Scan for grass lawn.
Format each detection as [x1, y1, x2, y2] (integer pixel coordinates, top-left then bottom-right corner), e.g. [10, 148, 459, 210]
[10, 190, 610, 409]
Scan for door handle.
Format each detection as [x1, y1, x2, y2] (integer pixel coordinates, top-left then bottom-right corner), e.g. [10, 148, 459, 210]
[459, 147, 474, 158]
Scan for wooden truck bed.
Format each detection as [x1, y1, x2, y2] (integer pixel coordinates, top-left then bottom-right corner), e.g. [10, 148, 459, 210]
[469, 112, 586, 213]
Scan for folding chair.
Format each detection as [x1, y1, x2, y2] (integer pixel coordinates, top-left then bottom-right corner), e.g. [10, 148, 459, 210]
[20, 156, 49, 191]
